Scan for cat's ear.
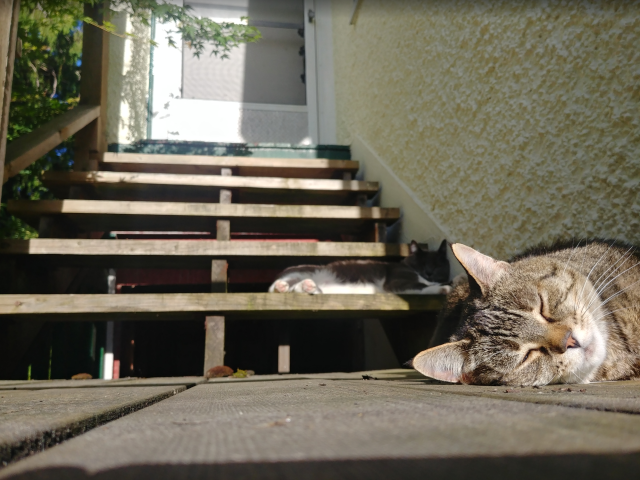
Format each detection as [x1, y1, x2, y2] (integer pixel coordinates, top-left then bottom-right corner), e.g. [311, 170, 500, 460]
[409, 240, 423, 254]
[411, 341, 467, 383]
[451, 243, 510, 294]
[438, 239, 448, 256]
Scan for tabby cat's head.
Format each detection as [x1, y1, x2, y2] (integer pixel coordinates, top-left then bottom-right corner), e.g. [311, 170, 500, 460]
[412, 244, 608, 386]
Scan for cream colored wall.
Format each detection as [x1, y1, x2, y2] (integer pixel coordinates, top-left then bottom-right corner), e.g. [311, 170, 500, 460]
[332, 0, 640, 259]
[106, 12, 151, 145]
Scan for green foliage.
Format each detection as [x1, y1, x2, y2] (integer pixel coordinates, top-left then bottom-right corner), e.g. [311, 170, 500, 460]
[0, 7, 81, 240]
[2, 0, 260, 239]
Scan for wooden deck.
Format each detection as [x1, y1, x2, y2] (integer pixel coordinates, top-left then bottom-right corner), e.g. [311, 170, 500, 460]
[1, 370, 639, 479]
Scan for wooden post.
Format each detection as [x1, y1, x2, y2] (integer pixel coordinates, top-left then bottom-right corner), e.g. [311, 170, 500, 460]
[75, 1, 109, 172]
[374, 222, 387, 243]
[0, 0, 20, 197]
[204, 260, 227, 374]
[217, 167, 232, 240]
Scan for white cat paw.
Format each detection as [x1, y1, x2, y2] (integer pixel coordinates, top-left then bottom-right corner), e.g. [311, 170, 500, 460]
[439, 285, 453, 295]
[301, 279, 322, 294]
[273, 280, 290, 293]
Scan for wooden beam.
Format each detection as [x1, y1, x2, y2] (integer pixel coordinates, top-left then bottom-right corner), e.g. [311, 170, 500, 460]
[0, 239, 412, 269]
[0, 293, 445, 320]
[75, 2, 109, 171]
[7, 200, 400, 235]
[0, 239, 411, 257]
[43, 171, 378, 193]
[101, 152, 360, 179]
[0, 0, 20, 195]
[3, 106, 101, 181]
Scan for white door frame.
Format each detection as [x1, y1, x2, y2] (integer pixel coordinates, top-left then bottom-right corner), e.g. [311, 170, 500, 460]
[304, 0, 337, 145]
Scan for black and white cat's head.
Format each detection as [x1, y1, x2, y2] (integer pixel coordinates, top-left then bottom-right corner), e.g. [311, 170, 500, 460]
[404, 239, 450, 284]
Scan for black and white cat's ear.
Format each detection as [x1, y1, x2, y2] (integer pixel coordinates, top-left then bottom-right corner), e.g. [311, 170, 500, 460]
[438, 239, 448, 256]
[451, 243, 510, 294]
[409, 240, 423, 254]
[411, 341, 467, 383]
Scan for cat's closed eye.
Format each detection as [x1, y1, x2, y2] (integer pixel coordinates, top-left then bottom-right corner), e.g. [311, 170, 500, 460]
[538, 293, 554, 322]
[522, 348, 541, 364]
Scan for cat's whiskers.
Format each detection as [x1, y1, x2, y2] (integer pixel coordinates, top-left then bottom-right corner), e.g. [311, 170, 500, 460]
[581, 250, 638, 315]
[584, 245, 635, 300]
[584, 259, 640, 314]
[562, 238, 583, 277]
[598, 277, 640, 311]
[577, 239, 617, 314]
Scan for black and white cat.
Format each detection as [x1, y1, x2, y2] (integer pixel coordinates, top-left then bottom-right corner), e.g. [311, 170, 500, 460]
[269, 240, 452, 295]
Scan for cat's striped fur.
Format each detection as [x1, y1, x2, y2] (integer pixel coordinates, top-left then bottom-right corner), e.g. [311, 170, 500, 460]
[412, 239, 640, 386]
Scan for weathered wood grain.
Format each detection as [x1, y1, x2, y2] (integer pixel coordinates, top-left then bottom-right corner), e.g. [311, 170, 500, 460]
[0, 385, 186, 466]
[7, 200, 400, 235]
[3, 106, 100, 181]
[0, 239, 413, 269]
[3, 380, 640, 480]
[43, 171, 378, 194]
[101, 152, 360, 179]
[0, 293, 444, 320]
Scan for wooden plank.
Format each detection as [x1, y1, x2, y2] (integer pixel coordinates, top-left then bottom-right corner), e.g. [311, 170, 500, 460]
[0, 385, 186, 466]
[7, 200, 400, 235]
[74, 2, 109, 171]
[101, 152, 360, 179]
[3, 380, 640, 479]
[0, 239, 412, 269]
[3, 106, 101, 181]
[0, 293, 445, 321]
[0, 0, 20, 195]
[43, 171, 379, 197]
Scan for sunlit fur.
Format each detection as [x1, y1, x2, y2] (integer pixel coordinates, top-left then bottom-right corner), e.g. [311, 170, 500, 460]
[415, 239, 640, 386]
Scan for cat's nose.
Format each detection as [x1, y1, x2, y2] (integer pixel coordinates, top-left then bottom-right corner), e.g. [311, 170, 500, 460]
[566, 332, 581, 349]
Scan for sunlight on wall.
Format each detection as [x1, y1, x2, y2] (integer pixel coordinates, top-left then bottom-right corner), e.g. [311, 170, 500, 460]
[107, 12, 151, 145]
[332, 0, 640, 258]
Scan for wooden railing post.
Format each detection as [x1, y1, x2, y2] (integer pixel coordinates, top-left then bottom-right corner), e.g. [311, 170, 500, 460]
[0, 0, 20, 198]
[75, 1, 110, 172]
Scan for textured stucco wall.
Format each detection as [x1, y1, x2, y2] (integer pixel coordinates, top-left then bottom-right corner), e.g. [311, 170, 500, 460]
[332, 0, 640, 259]
[107, 12, 151, 145]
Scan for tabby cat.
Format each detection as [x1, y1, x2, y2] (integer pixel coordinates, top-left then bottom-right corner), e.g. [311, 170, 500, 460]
[269, 240, 451, 295]
[412, 239, 640, 385]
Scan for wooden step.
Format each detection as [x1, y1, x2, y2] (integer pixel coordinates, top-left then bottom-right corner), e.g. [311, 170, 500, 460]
[0, 239, 411, 269]
[0, 293, 445, 321]
[43, 171, 378, 205]
[101, 152, 360, 179]
[7, 200, 399, 236]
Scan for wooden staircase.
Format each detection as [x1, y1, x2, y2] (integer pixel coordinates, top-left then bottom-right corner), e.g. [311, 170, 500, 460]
[0, 149, 444, 377]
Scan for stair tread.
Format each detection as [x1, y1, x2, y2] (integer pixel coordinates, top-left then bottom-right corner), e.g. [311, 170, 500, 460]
[8, 200, 399, 235]
[102, 153, 359, 179]
[0, 239, 411, 268]
[0, 239, 410, 257]
[44, 171, 378, 193]
[43, 171, 377, 204]
[0, 293, 444, 320]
